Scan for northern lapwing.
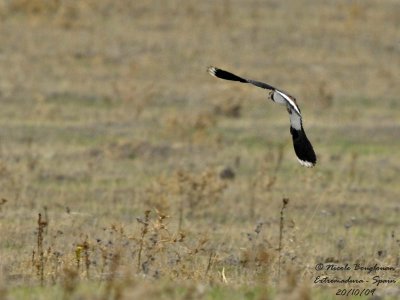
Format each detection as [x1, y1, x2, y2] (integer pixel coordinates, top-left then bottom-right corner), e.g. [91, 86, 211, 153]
[207, 66, 317, 167]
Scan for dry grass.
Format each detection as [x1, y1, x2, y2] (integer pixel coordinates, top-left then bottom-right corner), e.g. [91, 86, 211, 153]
[0, 0, 399, 299]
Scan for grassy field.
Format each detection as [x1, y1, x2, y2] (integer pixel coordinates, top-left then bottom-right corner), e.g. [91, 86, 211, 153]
[0, 0, 399, 299]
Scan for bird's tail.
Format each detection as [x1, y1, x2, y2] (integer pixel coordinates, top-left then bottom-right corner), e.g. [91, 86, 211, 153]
[207, 66, 248, 83]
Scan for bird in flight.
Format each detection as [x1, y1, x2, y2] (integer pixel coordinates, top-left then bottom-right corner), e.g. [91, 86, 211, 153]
[207, 66, 317, 167]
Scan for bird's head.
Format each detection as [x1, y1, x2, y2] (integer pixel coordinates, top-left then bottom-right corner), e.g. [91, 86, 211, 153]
[268, 90, 274, 101]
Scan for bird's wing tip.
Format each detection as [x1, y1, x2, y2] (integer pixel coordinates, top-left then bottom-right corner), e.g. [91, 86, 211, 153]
[207, 66, 217, 76]
[297, 158, 316, 168]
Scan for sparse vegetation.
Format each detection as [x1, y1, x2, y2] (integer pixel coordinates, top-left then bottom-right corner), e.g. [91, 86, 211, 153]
[0, 0, 399, 299]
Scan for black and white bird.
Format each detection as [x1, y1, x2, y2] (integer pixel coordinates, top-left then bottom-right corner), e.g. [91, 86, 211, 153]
[207, 66, 317, 167]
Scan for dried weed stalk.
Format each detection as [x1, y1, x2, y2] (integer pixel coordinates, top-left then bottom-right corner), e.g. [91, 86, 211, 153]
[75, 237, 90, 278]
[35, 213, 48, 286]
[136, 210, 151, 273]
[278, 198, 289, 283]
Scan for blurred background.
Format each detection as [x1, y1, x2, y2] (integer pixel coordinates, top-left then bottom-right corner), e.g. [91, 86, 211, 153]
[0, 0, 399, 299]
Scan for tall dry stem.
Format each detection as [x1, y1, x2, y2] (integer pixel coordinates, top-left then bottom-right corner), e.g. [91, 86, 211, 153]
[278, 198, 289, 283]
[136, 210, 151, 273]
[36, 213, 48, 286]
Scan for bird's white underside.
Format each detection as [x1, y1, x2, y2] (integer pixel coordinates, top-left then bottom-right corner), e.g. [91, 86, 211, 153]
[274, 90, 301, 116]
[289, 112, 302, 130]
[273, 90, 302, 130]
[272, 90, 287, 105]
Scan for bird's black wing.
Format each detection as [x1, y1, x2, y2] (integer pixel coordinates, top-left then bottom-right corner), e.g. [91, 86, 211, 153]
[290, 127, 317, 167]
[207, 66, 276, 91]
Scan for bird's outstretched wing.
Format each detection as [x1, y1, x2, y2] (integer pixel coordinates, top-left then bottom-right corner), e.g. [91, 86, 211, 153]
[208, 66, 301, 116]
[207, 66, 317, 167]
[207, 66, 276, 90]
